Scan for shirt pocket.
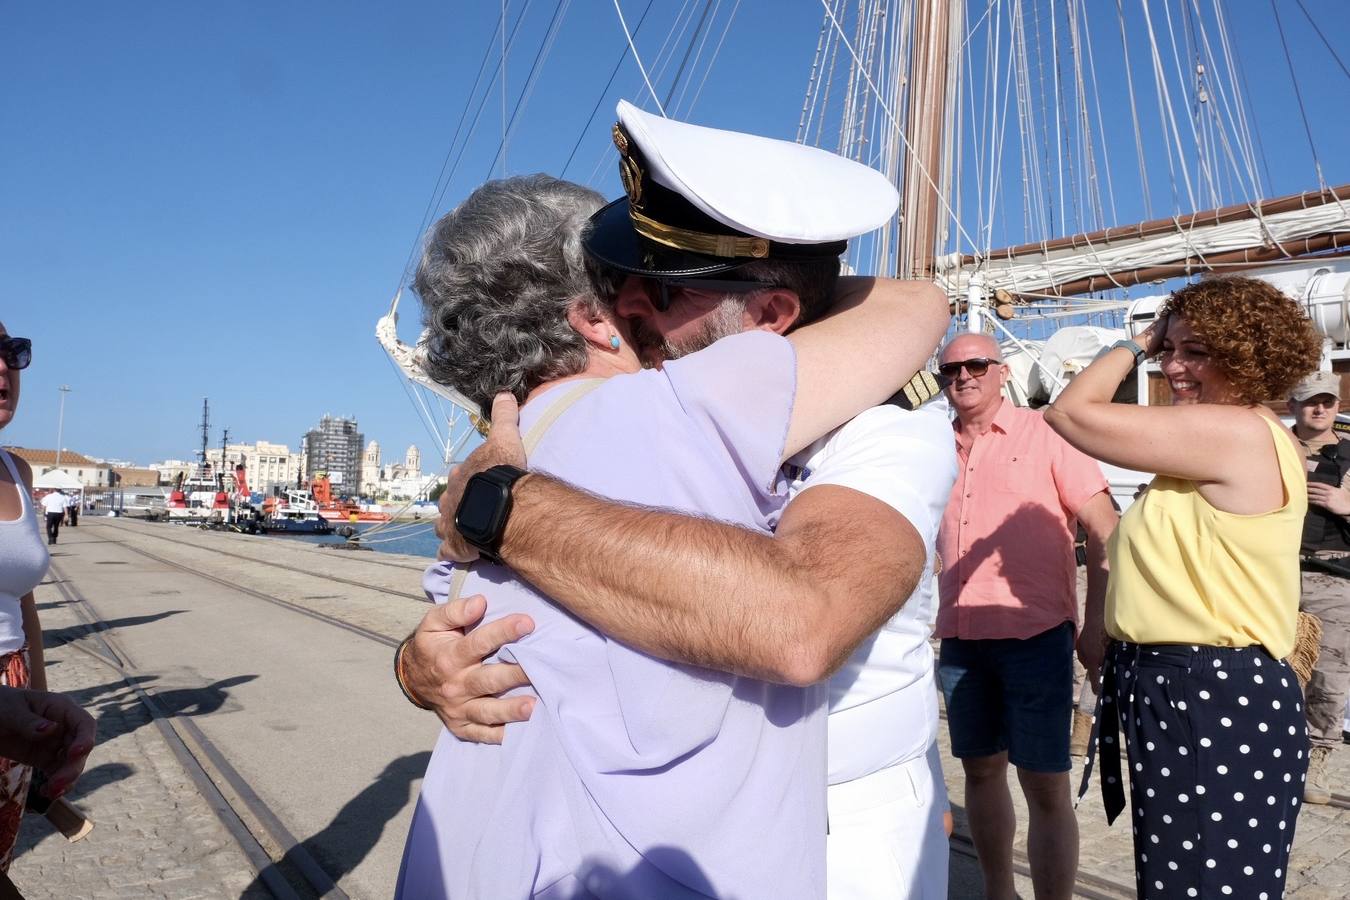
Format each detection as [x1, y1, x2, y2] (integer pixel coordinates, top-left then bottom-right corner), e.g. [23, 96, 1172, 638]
[991, 454, 1032, 494]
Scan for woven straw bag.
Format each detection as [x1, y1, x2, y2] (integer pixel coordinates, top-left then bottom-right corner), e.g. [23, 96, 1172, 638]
[1286, 611, 1323, 692]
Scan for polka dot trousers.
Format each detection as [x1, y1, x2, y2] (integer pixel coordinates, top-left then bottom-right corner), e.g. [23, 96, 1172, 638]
[1079, 641, 1309, 899]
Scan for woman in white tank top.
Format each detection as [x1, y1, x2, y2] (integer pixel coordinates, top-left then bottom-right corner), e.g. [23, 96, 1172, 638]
[0, 322, 51, 872]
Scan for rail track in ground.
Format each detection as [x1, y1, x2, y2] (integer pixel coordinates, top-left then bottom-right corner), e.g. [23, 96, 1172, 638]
[49, 556, 353, 900]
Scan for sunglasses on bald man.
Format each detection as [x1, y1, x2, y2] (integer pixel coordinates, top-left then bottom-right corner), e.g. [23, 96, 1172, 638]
[937, 356, 1000, 379]
[0, 337, 31, 371]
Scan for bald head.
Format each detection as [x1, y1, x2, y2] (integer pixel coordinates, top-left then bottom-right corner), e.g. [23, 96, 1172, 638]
[940, 331, 1007, 422]
[940, 332, 1001, 364]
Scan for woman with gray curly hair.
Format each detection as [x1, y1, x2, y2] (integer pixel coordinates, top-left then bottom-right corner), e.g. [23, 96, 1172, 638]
[415, 174, 624, 418]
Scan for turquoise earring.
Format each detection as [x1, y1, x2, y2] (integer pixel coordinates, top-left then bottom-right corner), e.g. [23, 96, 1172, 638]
[609, 334, 621, 350]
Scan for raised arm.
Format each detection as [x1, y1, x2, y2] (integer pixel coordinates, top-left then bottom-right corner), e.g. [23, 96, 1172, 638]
[784, 277, 949, 456]
[1043, 323, 1275, 489]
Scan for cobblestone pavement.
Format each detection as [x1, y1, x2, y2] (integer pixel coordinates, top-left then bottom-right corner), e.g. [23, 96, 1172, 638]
[8, 574, 268, 899]
[21, 521, 1350, 898]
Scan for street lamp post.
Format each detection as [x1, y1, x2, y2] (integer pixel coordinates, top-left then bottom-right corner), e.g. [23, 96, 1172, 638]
[55, 385, 71, 467]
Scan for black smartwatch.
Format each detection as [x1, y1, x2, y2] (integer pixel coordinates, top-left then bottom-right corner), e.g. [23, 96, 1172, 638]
[453, 465, 529, 563]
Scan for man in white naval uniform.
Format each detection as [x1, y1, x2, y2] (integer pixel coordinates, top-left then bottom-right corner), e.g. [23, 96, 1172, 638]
[783, 398, 956, 898]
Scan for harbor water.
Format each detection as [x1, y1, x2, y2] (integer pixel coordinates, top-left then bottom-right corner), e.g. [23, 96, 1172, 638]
[278, 520, 441, 557]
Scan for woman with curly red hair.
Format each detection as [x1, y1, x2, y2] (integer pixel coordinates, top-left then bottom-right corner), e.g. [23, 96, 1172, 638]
[1046, 275, 1322, 899]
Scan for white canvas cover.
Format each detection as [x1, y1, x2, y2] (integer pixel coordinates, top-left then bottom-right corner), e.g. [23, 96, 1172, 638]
[1037, 326, 1126, 401]
[33, 468, 83, 490]
[999, 339, 1047, 406]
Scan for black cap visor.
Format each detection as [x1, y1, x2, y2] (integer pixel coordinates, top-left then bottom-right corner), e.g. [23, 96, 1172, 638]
[582, 198, 752, 279]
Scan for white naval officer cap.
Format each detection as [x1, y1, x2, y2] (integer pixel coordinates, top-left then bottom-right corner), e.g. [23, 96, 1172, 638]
[583, 100, 900, 278]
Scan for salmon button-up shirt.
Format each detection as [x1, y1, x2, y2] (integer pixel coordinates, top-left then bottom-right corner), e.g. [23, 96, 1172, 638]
[936, 400, 1109, 641]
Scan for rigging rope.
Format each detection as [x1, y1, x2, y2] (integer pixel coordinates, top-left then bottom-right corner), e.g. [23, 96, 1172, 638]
[391, 6, 507, 296]
[1294, 0, 1350, 83]
[684, 0, 742, 117]
[816, 0, 979, 250]
[559, 0, 656, 177]
[1269, 0, 1328, 190]
[664, 0, 716, 111]
[613, 0, 667, 115]
[483, 0, 574, 179]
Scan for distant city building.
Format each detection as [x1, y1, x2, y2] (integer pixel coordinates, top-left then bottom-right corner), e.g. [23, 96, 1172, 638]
[205, 441, 303, 495]
[302, 415, 364, 496]
[362, 440, 382, 493]
[352, 440, 439, 502]
[4, 447, 114, 490]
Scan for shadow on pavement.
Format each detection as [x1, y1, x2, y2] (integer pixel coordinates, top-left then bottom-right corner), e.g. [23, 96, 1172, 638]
[45, 610, 187, 649]
[241, 751, 432, 898]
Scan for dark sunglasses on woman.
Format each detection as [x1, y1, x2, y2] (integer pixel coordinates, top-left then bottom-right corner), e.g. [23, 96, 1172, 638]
[937, 356, 998, 379]
[0, 337, 31, 371]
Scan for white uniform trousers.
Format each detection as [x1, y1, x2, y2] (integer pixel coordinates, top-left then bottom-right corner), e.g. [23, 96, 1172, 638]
[826, 741, 948, 900]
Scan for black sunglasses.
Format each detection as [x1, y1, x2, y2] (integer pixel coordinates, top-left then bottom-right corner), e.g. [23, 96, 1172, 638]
[649, 276, 774, 312]
[0, 337, 31, 371]
[937, 357, 999, 379]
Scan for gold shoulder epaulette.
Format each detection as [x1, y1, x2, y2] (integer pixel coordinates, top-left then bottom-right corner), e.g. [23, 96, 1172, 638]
[887, 371, 950, 411]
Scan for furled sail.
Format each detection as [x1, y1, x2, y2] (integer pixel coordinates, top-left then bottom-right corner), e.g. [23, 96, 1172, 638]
[938, 184, 1350, 300]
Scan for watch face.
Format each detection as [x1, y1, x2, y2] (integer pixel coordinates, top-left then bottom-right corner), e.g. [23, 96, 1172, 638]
[456, 478, 506, 542]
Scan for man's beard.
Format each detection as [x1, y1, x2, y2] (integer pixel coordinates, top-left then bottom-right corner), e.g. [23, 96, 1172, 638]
[630, 299, 745, 368]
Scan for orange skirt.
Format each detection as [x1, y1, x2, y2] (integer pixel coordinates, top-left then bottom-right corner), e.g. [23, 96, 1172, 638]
[0, 649, 31, 873]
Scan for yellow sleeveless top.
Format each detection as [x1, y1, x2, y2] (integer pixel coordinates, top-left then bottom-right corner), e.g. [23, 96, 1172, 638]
[1105, 415, 1306, 658]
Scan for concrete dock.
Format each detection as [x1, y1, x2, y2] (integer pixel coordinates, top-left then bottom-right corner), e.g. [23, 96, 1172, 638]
[10, 517, 1350, 898]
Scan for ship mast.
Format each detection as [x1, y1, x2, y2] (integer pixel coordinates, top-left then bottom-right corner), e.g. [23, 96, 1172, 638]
[898, 0, 961, 281]
[197, 398, 210, 474]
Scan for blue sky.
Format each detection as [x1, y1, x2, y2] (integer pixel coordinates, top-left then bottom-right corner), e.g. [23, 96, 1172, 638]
[3, 1, 1346, 470]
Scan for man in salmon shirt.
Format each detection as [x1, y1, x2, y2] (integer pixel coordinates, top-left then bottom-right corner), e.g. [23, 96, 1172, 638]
[935, 332, 1118, 900]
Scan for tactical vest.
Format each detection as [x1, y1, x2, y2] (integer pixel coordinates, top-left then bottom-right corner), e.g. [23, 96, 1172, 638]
[1301, 437, 1350, 555]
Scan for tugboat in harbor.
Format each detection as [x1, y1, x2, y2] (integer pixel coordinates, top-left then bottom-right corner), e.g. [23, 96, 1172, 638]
[165, 399, 231, 526]
[261, 487, 334, 535]
[310, 473, 391, 523]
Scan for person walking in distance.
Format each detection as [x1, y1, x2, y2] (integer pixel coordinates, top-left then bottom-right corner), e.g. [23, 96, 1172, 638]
[39, 489, 65, 546]
[1287, 370, 1350, 804]
[935, 332, 1118, 900]
[64, 491, 78, 528]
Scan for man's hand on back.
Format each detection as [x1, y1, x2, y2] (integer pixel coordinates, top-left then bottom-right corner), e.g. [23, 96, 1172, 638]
[403, 594, 537, 744]
[436, 393, 529, 562]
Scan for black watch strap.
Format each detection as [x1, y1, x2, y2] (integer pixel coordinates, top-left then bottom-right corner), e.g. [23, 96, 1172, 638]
[478, 464, 529, 490]
[1111, 339, 1147, 368]
[455, 464, 529, 563]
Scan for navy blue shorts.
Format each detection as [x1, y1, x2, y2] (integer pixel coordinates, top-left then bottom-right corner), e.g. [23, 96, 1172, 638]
[938, 621, 1075, 773]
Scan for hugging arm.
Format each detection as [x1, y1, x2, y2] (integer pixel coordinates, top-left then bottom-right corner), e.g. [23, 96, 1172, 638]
[493, 476, 924, 686]
[784, 277, 949, 455]
[430, 396, 940, 688]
